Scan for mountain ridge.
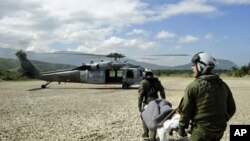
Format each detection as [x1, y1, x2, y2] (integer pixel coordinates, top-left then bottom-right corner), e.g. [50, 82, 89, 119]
[0, 47, 237, 70]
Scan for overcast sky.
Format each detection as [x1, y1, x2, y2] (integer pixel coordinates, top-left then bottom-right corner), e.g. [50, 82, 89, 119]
[1, 0, 250, 66]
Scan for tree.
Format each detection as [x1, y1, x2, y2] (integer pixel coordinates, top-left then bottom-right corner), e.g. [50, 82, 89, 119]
[230, 67, 244, 77]
[242, 66, 248, 75]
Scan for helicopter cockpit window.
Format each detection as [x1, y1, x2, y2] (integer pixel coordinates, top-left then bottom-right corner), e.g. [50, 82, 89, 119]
[99, 71, 104, 77]
[88, 71, 93, 78]
[127, 70, 134, 78]
[139, 69, 143, 76]
[88, 70, 104, 78]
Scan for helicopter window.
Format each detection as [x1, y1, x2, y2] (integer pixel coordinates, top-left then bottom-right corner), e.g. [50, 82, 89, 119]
[117, 71, 123, 77]
[109, 71, 116, 77]
[99, 71, 104, 77]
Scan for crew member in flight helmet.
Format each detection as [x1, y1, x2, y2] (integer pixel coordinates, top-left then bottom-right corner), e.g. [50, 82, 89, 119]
[138, 68, 166, 141]
[178, 52, 236, 141]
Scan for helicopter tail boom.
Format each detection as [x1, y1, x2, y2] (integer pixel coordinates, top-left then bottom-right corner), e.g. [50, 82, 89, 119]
[16, 50, 40, 79]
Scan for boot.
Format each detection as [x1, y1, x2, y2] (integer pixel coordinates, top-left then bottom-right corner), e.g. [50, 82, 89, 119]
[142, 132, 149, 138]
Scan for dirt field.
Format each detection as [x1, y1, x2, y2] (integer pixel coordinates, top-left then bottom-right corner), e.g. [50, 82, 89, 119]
[1, 77, 250, 141]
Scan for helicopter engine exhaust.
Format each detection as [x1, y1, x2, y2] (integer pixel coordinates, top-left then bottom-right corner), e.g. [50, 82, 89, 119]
[89, 62, 110, 70]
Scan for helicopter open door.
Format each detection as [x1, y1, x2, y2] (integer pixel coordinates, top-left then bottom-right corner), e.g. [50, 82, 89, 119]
[105, 69, 123, 83]
[126, 69, 134, 78]
[121, 68, 143, 89]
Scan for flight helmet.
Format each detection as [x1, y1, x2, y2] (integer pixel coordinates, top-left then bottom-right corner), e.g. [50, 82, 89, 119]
[191, 52, 217, 74]
[143, 68, 153, 77]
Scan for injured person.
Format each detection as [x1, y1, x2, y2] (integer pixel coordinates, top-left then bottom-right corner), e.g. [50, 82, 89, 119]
[141, 99, 188, 141]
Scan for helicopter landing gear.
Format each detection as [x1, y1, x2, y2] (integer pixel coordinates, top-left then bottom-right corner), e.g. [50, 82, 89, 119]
[41, 82, 51, 88]
[122, 83, 130, 89]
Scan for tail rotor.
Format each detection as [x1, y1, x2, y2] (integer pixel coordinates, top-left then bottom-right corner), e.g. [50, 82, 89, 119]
[16, 50, 40, 78]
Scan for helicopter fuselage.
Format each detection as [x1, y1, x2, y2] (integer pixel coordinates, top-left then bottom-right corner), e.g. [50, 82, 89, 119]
[39, 67, 143, 86]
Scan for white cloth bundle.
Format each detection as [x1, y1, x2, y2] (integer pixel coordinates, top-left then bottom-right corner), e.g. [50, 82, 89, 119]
[157, 113, 180, 141]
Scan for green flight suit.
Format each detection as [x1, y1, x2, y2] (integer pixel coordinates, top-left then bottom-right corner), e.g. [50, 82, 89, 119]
[179, 74, 236, 141]
[138, 76, 165, 141]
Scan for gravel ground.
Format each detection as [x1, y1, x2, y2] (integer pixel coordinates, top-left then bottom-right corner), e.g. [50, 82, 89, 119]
[0, 77, 249, 141]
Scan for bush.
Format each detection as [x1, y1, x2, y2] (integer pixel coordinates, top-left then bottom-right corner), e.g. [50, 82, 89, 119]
[227, 63, 250, 77]
[152, 70, 192, 77]
[0, 70, 29, 81]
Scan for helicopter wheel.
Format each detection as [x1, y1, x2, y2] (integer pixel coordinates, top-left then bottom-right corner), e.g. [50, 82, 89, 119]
[122, 83, 130, 89]
[41, 82, 51, 89]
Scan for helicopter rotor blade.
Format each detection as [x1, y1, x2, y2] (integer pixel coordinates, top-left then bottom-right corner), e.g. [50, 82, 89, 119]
[127, 53, 189, 61]
[133, 57, 159, 60]
[148, 54, 189, 56]
[48, 52, 126, 59]
[48, 52, 107, 57]
[149, 54, 190, 56]
[46, 51, 188, 61]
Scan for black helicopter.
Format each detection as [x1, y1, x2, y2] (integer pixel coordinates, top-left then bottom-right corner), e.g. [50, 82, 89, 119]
[16, 50, 146, 89]
[16, 50, 188, 89]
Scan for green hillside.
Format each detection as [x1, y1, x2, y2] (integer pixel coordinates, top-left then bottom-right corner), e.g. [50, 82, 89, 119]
[30, 60, 76, 72]
[0, 58, 76, 80]
[0, 58, 76, 72]
[0, 58, 20, 71]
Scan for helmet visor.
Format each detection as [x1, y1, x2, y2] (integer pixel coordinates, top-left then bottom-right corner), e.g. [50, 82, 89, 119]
[191, 52, 203, 64]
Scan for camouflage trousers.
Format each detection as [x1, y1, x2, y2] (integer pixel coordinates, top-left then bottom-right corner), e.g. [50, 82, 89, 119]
[190, 126, 224, 141]
[141, 116, 156, 141]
